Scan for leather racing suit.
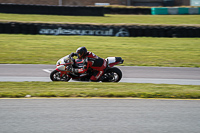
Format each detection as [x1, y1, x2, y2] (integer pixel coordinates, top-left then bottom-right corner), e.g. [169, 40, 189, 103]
[74, 52, 107, 81]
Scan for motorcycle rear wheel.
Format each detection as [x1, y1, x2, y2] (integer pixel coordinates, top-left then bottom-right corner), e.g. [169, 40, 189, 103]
[102, 67, 122, 82]
[50, 70, 71, 82]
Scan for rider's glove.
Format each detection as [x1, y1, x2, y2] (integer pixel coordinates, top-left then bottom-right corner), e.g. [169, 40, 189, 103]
[69, 52, 77, 58]
[68, 52, 74, 58]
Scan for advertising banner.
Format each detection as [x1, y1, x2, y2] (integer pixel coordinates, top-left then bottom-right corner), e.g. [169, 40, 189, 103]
[39, 26, 130, 37]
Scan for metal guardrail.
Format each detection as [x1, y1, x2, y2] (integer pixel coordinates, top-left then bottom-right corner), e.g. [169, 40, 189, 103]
[151, 7, 200, 15]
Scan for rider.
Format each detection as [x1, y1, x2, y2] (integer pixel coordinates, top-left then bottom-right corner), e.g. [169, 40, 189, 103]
[69, 47, 107, 81]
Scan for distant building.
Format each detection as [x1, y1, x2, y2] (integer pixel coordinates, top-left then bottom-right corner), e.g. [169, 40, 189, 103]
[191, 0, 200, 6]
[0, 0, 192, 6]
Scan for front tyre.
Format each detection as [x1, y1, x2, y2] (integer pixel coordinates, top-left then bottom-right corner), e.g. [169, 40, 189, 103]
[102, 67, 122, 82]
[50, 70, 71, 82]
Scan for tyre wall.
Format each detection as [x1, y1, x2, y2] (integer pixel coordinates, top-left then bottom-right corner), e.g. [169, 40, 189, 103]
[104, 7, 151, 14]
[0, 3, 152, 15]
[0, 3, 104, 16]
[0, 22, 200, 37]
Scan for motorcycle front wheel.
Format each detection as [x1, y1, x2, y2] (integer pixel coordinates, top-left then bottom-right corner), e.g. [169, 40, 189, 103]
[50, 70, 71, 82]
[102, 67, 122, 82]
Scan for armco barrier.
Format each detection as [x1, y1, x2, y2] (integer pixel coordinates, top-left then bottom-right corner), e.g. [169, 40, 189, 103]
[151, 8, 168, 15]
[168, 8, 178, 15]
[178, 8, 189, 14]
[189, 8, 199, 14]
[0, 3, 104, 16]
[151, 7, 200, 15]
[0, 22, 200, 37]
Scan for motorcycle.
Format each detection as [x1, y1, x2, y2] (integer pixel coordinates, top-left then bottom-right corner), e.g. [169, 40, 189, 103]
[50, 55, 124, 82]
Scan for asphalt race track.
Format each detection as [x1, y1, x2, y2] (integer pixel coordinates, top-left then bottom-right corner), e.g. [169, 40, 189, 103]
[0, 64, 200, 85]
[0, 65, 200, 133]
[0, 99, 200, 133]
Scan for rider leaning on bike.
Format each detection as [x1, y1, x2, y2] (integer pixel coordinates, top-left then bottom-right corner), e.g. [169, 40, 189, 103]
[68, 47, 107, 81]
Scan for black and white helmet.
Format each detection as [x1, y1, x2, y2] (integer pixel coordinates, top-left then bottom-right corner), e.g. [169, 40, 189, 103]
[76, 47, 87, 59]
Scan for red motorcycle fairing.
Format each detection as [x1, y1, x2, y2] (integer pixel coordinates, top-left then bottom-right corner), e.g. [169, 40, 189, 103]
[74, 59, 84, 68]
[75, 59, 84, 64]
[56, 67, 89, 80]
[51, 56, 124, 82]
[55, 68, 68, 78]
[109, 62, 121, 67]
[56, 62, 73, 67]
[55, 58, 85, 79]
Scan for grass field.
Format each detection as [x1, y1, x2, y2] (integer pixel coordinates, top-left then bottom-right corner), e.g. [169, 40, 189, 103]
[0, 34, 200, 67]
[0, 13, 200, 99]
[0, 13, 200, 25]
[0, 82, 199, 99]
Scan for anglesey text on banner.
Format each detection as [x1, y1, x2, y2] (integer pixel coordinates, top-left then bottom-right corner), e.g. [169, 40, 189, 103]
[39, 27, 130, 37]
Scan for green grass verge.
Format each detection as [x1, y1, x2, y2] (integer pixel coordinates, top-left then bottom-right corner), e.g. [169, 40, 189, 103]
[0, 82, 199, 99]
[0, 34, 200, 67]
[0, 14, 199, 99]
[0, 13, 200, 25]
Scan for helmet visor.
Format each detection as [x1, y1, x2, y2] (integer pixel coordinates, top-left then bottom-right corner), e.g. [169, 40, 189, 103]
[78, 53, 83, 59]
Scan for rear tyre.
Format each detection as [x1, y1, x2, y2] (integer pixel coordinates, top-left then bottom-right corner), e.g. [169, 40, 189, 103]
[50, 70, 71, 82]
[102, 67, 122, 82]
